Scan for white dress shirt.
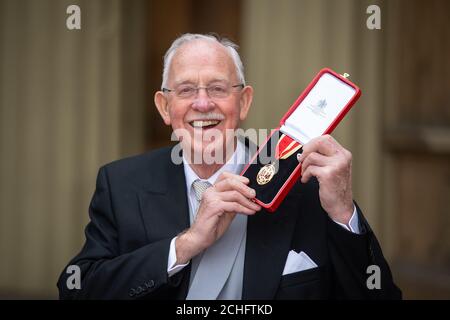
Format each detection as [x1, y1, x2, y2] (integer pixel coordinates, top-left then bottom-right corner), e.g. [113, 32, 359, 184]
[167, 141, 360, 276]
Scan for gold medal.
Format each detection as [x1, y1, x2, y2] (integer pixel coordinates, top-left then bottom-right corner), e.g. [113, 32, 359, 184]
[256, 163, 276, 185]
[256, 134, 302, 185]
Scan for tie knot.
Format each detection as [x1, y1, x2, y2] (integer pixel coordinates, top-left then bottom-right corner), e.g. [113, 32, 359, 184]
[192, 179, 212, 202]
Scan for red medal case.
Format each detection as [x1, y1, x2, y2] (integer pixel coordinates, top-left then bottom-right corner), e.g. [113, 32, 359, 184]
[240, 68, 361, 212]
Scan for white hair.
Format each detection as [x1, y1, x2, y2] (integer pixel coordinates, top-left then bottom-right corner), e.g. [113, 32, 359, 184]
[161, 33, 246, 89]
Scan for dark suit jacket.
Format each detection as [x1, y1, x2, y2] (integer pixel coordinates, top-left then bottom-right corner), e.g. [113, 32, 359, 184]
[57, 144, 401, 300]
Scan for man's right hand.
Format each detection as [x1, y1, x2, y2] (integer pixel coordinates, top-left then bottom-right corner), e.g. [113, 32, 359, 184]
[175, 172, 261, 265]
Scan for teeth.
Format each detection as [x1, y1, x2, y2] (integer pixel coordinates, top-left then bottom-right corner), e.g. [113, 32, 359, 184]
[191, 120, 220, 128]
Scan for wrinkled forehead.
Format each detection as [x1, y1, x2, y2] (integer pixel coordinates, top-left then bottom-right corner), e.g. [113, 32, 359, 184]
[168, 40, 238, 86]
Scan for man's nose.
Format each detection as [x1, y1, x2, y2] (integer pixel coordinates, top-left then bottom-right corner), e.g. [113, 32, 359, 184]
[191, 89, 214, 112]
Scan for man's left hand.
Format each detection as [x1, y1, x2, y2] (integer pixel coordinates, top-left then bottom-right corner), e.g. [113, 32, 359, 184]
[297, 135, 354, 225]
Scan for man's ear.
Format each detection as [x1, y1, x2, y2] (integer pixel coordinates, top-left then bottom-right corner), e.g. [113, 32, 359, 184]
[154, 91, 171, 125]
[239, 85, 254, 121]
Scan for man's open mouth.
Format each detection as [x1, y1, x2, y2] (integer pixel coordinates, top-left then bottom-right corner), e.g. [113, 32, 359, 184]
[189, 120, 221, 129]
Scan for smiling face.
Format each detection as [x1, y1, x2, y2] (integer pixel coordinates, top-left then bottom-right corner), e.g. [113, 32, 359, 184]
[155, 39, 253, 165]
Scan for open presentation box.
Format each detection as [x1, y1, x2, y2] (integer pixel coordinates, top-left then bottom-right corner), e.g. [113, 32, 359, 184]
[241, 68, 361, 212]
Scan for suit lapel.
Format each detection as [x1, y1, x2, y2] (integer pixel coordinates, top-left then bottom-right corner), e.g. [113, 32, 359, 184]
[138, 147, 190, 243]
[242, 194, 303, 299]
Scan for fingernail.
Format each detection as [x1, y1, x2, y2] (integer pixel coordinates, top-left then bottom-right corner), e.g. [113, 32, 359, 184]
[250, 189, 256, 197]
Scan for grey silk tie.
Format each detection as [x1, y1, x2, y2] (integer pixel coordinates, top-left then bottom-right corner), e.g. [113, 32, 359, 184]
[188, 179, 212, 285]
[191, 179, 212, 224]
[192, 179, 212, 203]
[186, 139, 252, 300]
[187, 179, 247, 300]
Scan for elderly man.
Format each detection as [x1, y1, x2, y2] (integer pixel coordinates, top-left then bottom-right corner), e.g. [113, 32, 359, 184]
[57, 33, 401, 300]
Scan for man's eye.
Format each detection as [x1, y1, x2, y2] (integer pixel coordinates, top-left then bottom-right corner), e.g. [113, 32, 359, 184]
[178, 87, 195, 95]
[210, 85, 227, 93]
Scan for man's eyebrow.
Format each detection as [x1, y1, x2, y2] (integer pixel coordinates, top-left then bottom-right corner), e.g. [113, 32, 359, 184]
[208, 78, 229, 84]
[172, 77, 230, 87]
[172, 79, 196, 86]
[206, 75, 231, 82]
